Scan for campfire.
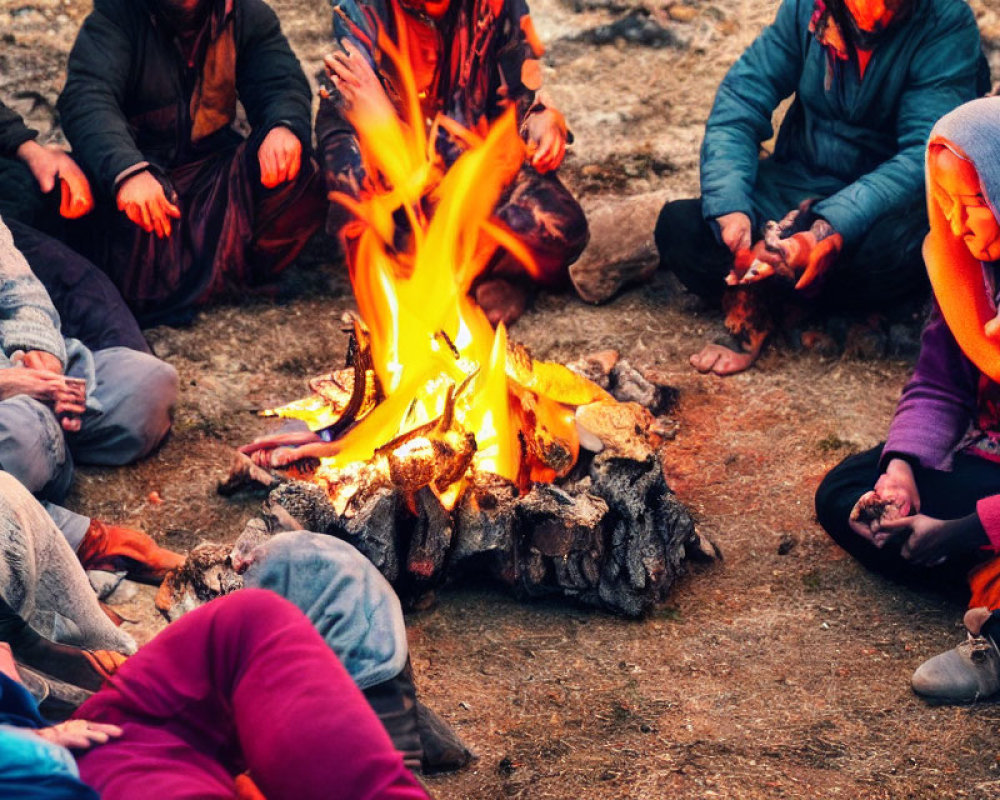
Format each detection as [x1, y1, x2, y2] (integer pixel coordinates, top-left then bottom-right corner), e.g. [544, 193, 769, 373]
[218, 9, 708, 616]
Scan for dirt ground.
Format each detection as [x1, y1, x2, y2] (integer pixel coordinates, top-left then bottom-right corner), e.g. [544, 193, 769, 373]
[4, 0, 1000, 797]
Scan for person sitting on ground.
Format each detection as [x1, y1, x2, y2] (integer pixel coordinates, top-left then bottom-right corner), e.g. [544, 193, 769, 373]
[0, 590, 430, 800]
[316, 0, 589, 327]
[0, 469, 135, 692]
[0, 214, 182, 581]
[655, 0, 986, 376]
[0, 97, 151, 355]
[814, 97, 1000, 703]
[57, 0, 327, 327]
[1, 474, 468, 776]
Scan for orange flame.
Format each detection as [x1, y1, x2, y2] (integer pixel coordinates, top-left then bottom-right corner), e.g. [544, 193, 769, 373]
[299, 7, 607, 508]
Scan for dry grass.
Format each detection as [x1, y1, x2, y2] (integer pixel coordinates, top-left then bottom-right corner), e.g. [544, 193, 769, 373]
[3, 0, 1000, 796]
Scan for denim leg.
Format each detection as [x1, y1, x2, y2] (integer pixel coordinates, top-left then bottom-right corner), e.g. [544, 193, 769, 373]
[244, 531, 409, 689]
[0, 395, 71, 501]
[68, 348, 178, 466]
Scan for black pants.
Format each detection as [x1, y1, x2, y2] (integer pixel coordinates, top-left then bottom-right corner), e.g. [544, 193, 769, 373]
[814, 444, 1000, 591]
[6, 219, 149, 354]
[654, 197, 929, 311]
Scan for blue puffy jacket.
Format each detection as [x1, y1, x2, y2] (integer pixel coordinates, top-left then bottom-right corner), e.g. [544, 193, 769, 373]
[700, 0, 985, 246]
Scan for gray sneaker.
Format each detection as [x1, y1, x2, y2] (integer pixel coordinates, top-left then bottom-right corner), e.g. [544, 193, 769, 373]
[911, 632, 1000, 704]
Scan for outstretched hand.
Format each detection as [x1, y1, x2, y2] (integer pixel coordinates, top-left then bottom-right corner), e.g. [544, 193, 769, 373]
[258, 126, 302, 189]
[116, 171, 181, 239]
[36, 719, 122, 751]
[17, 140, 94, 219]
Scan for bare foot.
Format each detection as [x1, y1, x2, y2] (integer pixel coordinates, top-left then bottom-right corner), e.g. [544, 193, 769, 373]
[689, 342, 759, 376]
[475, 278, 528, 327]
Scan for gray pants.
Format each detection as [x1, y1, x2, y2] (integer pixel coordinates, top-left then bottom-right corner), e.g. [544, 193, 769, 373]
[0, 346, 177, 548]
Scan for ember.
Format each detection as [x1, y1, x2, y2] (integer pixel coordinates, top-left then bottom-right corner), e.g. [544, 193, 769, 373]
[223, 7, 709, 615]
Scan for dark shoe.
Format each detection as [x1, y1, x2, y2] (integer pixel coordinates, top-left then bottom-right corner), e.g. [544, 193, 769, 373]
[363, 660, 474, 774]
[416, 699, 474, 774]
[363, 662, 422, 772]
[912, 608, 1000, 703]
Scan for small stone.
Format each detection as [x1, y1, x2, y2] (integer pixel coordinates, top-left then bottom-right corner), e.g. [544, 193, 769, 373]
[667, 4, 697, 22]
[575, 400, 655, 460]
[777, 534, 796, 555]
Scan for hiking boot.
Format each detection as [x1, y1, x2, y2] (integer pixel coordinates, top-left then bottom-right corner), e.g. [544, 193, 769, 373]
[912, 609, 1000, 704]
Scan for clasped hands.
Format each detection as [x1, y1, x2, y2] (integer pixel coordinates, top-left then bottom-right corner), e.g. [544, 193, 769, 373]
[718, 203, 844, 291]
[115, 126, 301, 237]
[848, 458, 966, 567]
[2, 350, 86, 432]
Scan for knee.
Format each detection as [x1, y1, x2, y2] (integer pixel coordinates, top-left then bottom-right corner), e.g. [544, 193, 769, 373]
[0, 397, 67, 496]
[120, 357, 178, 457]
[215, 588, 309, 634]
[813, 468, 841, 535]
[654, 200, 691, 263]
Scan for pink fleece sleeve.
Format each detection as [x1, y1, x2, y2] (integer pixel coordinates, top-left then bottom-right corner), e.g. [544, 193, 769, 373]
[977, 495, 1000, 552]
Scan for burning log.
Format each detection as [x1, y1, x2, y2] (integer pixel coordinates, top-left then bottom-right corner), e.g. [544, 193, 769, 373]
[219, 7, 710, 617]
[256, 417, 699, 617]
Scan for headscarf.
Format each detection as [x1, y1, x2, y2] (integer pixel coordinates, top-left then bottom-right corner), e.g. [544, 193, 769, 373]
[924, 97, 1000, 382]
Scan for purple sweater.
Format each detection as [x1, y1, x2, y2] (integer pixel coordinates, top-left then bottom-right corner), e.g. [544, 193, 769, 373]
[884, 302, 1000, 547]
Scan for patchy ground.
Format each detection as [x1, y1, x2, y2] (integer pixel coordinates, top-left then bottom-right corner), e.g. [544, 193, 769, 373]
[4, 0, 1000, 797]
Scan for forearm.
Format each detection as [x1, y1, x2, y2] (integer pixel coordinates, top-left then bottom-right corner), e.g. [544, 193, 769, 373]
[0, 103, 38, 159]
[700, 0, 803, 220]
[58, 10, 145, 195]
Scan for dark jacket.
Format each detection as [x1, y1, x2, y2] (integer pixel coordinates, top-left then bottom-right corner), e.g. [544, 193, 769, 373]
[57, 0, 312, 199]
[0, 102, 36, 159]
[700, 0, 983, 246]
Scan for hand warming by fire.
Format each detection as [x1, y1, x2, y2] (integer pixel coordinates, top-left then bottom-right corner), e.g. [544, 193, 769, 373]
[244, 4, 609, 512]
[7, 0, 1000, 793]
[221, 3, 701, 619]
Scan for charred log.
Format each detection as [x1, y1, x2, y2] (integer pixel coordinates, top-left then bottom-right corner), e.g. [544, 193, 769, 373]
[452, 472, 519, 582]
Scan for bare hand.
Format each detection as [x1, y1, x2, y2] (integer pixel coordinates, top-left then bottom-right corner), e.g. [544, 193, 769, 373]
[0, 368, 86, 431]
[35, 719, 122, 750]
[876, 514, 953, 566]
[116, 171, 181, 238]
[524, 108, 568, 173]
[21, 350, 63, 374]
[17, 141, 94, 219]
[258, 126, 302, 189]
[848, 458, 920, 543]
[239, 429, 325, 468]
[324, 41, 397, 127]
[716, 212, 752, 255]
